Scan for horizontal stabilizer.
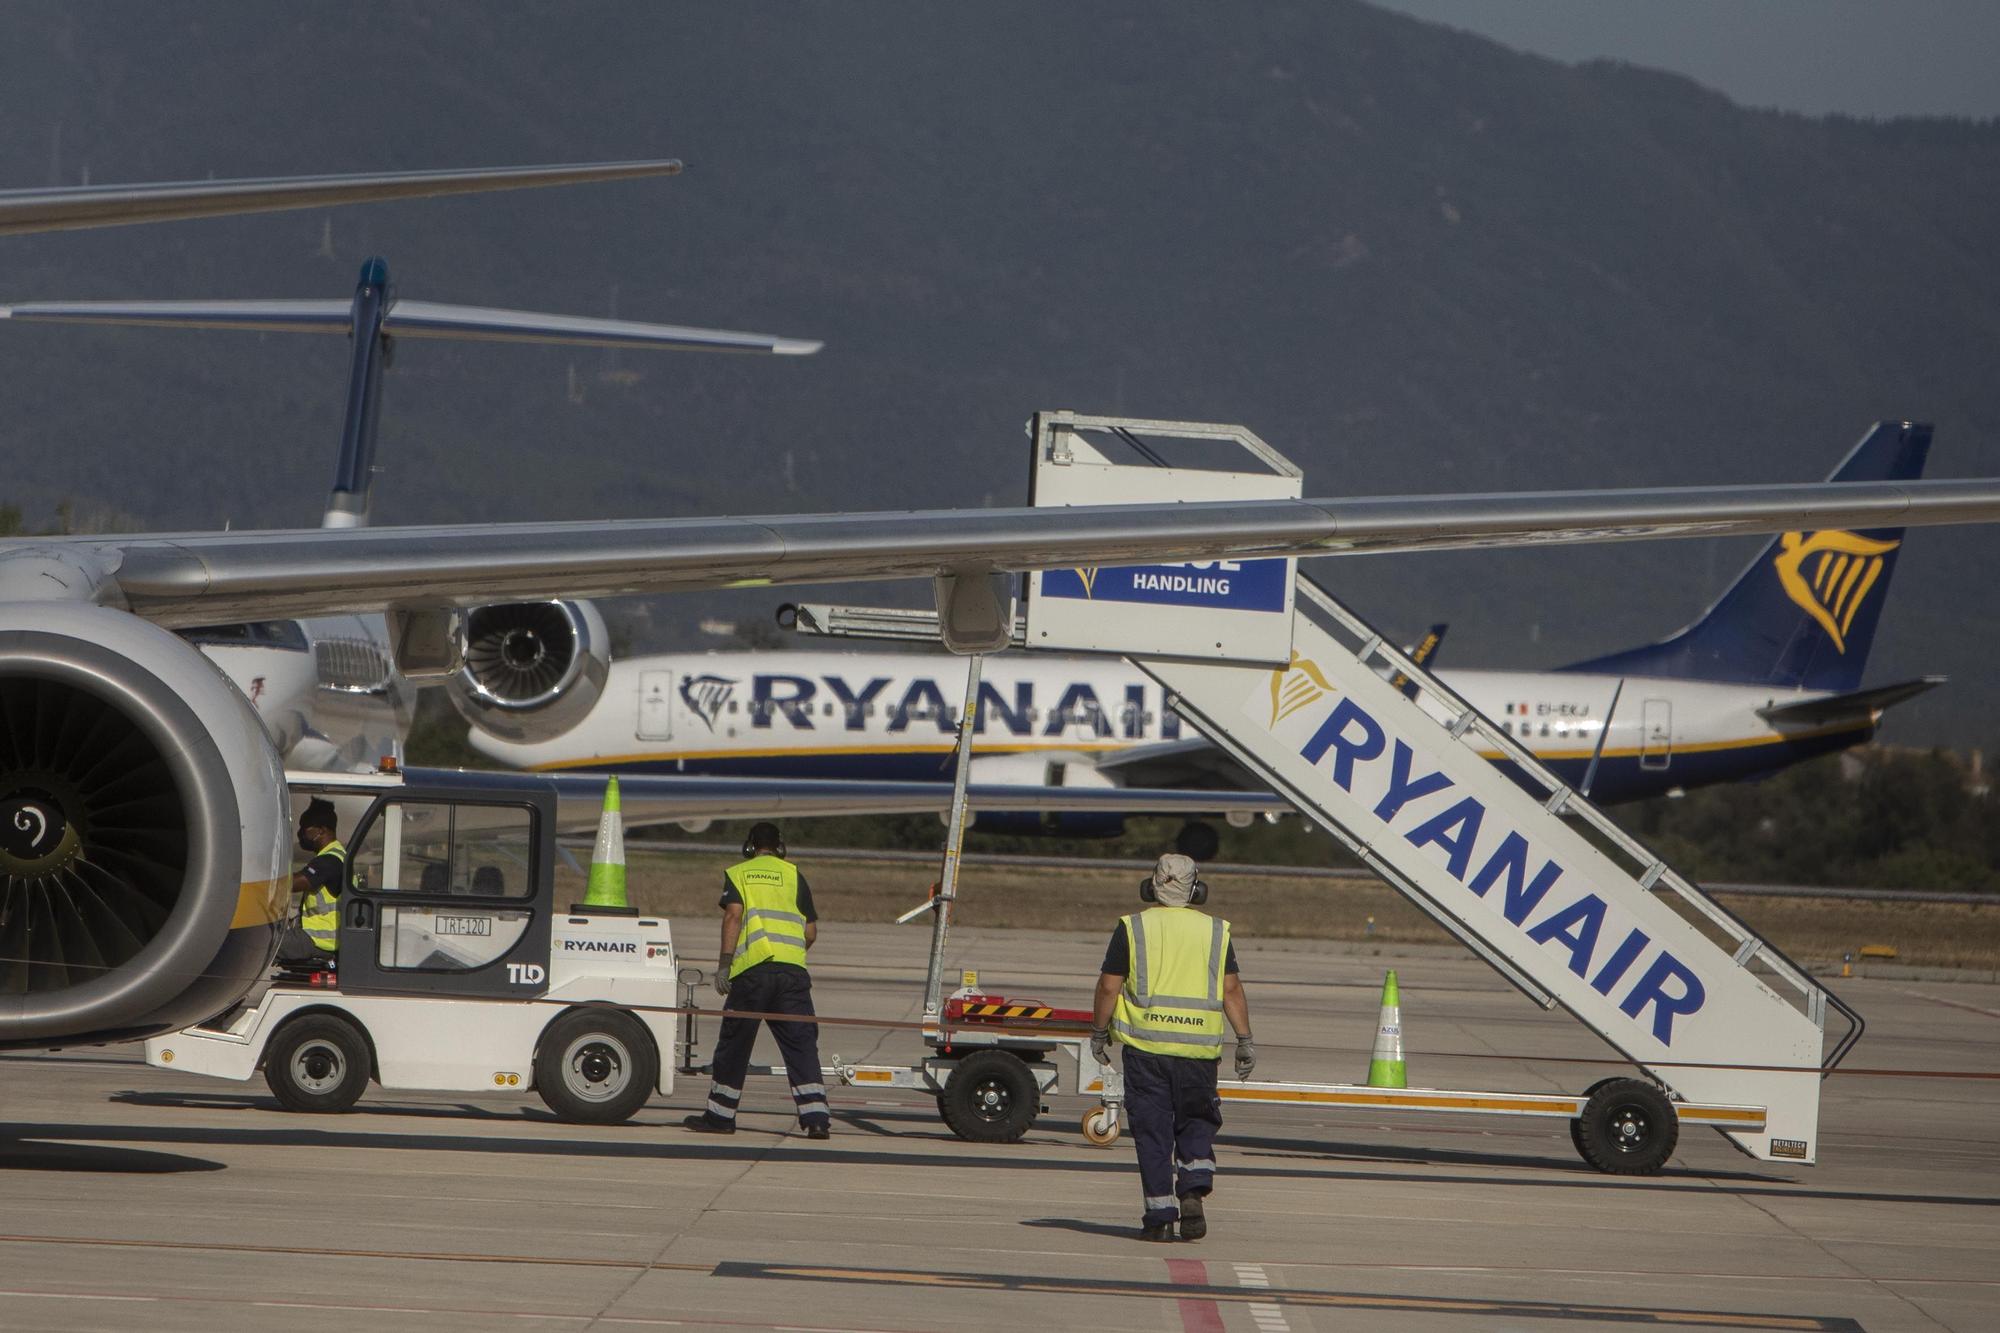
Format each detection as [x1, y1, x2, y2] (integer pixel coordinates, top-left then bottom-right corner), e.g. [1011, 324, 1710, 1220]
[0, 160, 681, 236]
[0, 299, 821, 355]
[1756, 675, 1944, 725]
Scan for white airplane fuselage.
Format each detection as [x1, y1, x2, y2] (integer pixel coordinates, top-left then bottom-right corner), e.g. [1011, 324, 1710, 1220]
[471, 650, 1881, 807]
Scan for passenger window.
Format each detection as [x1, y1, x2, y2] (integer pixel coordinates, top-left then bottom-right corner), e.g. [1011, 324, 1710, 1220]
[1540, 723, 1550, 738]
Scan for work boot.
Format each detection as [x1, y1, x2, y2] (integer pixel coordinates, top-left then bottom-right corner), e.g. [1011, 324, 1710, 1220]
[682, 1113, 735, 1134]
[1139, 1223, 1175, 1242]
[805, 1122, 831, 1140]
[1177, 1193, 1207, 1241]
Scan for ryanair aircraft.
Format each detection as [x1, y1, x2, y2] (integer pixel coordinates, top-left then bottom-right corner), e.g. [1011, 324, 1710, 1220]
[475, 423, 1940, 824]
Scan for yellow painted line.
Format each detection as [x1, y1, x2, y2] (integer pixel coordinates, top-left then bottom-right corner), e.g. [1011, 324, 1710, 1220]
[229, 876, 289, 929]
[1474, 719, 1872, 764]
[1220, 1087, 1579, 1114]
[716, 1262, 1861, 1329]
[528, 740, 1132, 769]
[1679, 1107, 1766, 1126]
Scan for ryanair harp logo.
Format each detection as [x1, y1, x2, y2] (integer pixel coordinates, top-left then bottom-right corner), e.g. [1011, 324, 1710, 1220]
[678, 674, 737, 731]
[1073, 567, 1099, 597]
[1773, 530, 1900, 653]
[1270, 651, 1335, 726]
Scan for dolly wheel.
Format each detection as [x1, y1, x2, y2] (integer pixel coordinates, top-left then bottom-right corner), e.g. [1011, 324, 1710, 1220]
[264, 1014, 371, 1113]
[1081, 1104, 1122, 1147]
[1574, 1078, 1678, 1175]
[937, 1050, 1039, 1143]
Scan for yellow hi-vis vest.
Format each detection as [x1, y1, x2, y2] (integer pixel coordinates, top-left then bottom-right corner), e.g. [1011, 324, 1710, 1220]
[299, 840, 348, 954]
[1112, 906, 1230, 1060]
[726, 854, 810, 978]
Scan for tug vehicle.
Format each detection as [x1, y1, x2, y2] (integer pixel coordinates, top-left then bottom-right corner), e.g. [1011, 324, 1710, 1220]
[146, 770, 677, 1123]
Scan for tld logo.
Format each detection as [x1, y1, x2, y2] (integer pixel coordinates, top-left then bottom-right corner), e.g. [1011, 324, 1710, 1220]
[506, 963, 546, 986]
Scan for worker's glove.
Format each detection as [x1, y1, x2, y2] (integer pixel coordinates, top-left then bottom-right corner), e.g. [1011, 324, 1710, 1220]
[1233, 1036, 1256, 1081]
[1089, 1027, 1113, 1067]
[712, 972, 731, 998]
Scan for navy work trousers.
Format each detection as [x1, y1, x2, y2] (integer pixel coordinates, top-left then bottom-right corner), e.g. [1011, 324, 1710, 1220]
[701, 963, 830, 1128]
[1122, 1046, 1221, 1226]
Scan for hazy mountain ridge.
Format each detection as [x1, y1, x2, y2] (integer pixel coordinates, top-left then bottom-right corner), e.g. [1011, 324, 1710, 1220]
[1, 2, 1995, 745]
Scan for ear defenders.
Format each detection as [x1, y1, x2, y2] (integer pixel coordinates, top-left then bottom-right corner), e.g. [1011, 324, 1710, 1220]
[1138, 874, 1209, 906]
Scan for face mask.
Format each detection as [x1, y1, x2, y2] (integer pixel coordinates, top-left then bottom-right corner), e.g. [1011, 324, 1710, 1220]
[298, 830, 320, 853]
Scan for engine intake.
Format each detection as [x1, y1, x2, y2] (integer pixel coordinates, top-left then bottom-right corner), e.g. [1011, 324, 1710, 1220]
[446, 600, 609, 744]
[0, 603, 289, 1046]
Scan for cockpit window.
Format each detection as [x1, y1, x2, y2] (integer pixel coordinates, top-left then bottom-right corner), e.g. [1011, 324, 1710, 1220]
[179, 620, 310, 651]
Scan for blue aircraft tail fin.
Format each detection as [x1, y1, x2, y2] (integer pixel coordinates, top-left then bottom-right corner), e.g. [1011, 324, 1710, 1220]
[1557, 421, 1930, 693]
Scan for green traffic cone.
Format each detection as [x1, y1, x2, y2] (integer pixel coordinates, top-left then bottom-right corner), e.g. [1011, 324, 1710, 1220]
[1365, 970, 1407, 1088]
[584, 776, 628, 909]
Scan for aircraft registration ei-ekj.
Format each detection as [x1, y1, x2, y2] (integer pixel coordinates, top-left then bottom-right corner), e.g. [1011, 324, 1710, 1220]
[4, 161, 2000, 1058]
[474, 422, 1946, 850]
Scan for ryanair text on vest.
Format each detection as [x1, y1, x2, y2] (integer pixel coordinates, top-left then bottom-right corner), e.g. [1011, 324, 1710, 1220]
[1299, 698, 1705, 1045]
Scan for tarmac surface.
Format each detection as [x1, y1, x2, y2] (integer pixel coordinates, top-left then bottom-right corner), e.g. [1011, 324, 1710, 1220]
[3, 923, 1997, 1332]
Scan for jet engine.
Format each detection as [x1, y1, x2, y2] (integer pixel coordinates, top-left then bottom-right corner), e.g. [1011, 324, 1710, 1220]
[0, 603, 291, 1047]
[446, 600, 610, 744]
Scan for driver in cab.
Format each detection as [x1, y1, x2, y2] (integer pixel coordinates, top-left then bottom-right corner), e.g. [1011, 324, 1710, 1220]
[279, 798, 347, 962]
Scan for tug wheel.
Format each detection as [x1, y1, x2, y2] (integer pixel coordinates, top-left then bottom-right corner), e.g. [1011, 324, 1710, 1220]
[1081, 1104, 1122, 1147]
[264, 1014, 371, 1113]
[535, 1009, 657, 1124]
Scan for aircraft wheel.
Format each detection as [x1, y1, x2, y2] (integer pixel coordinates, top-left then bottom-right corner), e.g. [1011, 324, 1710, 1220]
[535, 1009, 657, 1124]
[1081, 1104, 1121, 1147]
[264, 1014, 370, 1113]
[1174, 821, 1221, 863]
[1575, 1078, 1678, 1175]
[937, 1050, 1038, 1144]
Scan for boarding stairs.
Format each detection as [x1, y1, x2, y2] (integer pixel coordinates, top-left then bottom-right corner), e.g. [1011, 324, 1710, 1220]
[1021, 413, 1863, 1163]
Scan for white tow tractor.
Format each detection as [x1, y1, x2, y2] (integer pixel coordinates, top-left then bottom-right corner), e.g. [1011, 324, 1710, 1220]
[146, 769, 679, 1123]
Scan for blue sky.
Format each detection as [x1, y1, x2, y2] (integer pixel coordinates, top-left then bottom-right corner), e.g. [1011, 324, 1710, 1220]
[1369, 1, 1999, 119]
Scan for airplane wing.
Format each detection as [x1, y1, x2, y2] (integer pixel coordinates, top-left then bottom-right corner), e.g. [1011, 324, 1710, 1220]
[1091, 737, 1258, 791]
[25, 476, 2000, 627]
[1756, 675, 1945, 725]
[0, 299, 822, 356]
[398, 766, 1288, 828]
[0, 160, 681, 236]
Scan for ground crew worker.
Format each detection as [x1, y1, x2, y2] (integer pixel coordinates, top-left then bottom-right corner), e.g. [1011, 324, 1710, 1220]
[1090, 852, 1254, 1242]
[683, 822, 832, 1138]
[279, 798, 347, 961]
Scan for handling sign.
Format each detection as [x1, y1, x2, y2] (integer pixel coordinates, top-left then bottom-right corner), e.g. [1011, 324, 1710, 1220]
[1025, 423, 1301, 665]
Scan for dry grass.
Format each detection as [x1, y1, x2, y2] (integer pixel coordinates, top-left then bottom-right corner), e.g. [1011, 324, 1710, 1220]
[560, 850, 2000, 971]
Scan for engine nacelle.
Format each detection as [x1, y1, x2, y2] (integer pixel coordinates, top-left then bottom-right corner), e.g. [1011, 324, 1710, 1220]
[0, 602, 291, 1047]
[445, 600, 610, 744]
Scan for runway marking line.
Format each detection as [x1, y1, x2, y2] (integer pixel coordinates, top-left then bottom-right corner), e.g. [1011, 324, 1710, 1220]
[711, 1261, 1864, 1330]
[1897, 988, 2000, 1021]
[1235, 1264, 1291, 1333]
[0, 1232, 710, 1272]
[1166, 1257, 1226, 1333]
